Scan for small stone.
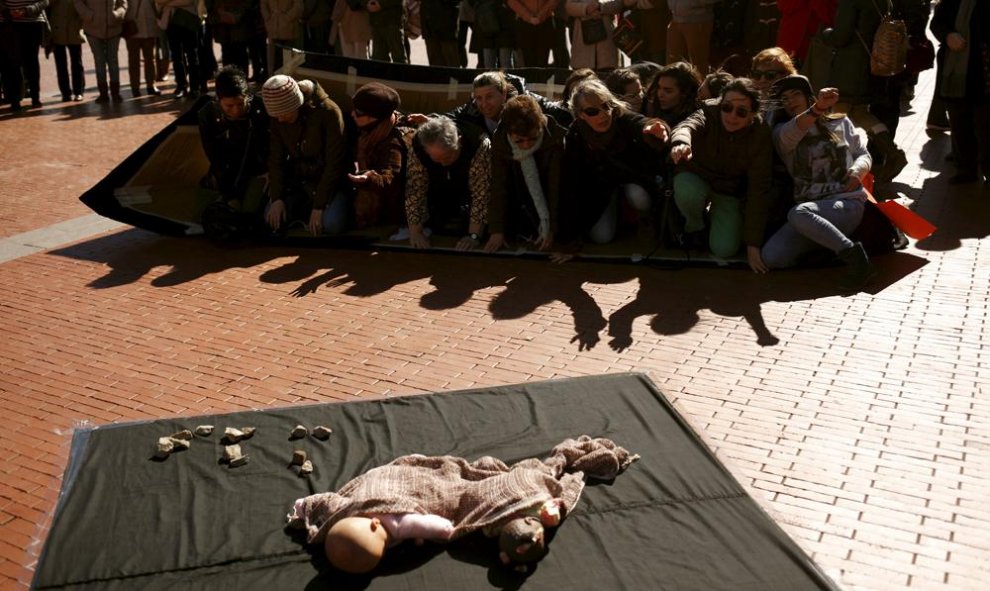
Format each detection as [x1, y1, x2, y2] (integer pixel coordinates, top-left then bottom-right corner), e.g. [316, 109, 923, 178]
[312, 426, 333, 440]
[291, 450, 307, 466]
[224, 427, 245, 443]
[290, 425, 308, 439]
[155, 437, 174, 459]
[171, 429, 193, 441]
[229, 455, 250, 468]
[298, 460, 313, 475]
[194, 425, 214, 437]
[223, 444, 242, 461]
[170, 437, 191, 451]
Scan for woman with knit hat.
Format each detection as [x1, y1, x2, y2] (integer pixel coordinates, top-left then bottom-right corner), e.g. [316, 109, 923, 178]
[759, 74, 875, 292]
[348, 82, 407, 230]
[262, 74, 352, 236]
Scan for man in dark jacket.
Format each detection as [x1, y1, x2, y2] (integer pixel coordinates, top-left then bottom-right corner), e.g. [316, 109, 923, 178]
[443, 71, 574, 137]
[198, 65, 269, 213]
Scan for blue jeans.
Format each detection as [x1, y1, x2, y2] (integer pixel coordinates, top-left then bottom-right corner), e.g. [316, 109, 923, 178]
[761, 192, 866, 269]
[588, 184, 652, 244]
[86, 35, 121, 88]
[265, 190, 352, 235]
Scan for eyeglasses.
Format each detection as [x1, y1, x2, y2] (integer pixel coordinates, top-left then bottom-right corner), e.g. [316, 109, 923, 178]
[581, 103, 612, 117]
[720, 102, 752, 118]
[751, 70, 784, 81]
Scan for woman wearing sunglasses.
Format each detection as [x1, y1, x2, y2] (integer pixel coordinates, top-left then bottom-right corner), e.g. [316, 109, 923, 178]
[554, 79, 670, 262]
[749, 47, 797, 99]
[669, 77, 773, 270]
[758, 75, 874, 292]
[485, 94, 567, 254]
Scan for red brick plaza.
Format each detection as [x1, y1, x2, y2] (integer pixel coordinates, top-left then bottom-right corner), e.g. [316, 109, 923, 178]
[1, 46, 988, 590]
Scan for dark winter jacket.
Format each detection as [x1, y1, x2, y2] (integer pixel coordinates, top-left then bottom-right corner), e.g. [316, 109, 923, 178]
[820, 0, 891, 103]
[198, 93, 270, 196]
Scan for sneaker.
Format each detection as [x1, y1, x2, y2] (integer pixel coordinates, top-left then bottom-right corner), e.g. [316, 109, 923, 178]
[73, 94, 84, 101]
[172, 88, 187, 99]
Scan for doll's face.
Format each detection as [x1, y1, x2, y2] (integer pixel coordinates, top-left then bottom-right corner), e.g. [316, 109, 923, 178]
[326, 516, 389, 574]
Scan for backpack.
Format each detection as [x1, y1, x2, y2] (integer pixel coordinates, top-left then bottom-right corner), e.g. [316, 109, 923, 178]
[859, 6, 909, 77]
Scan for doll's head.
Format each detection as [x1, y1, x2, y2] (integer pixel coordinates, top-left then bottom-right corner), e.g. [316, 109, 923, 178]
[498, 516, 547, 566]
[325, 516, 390, 574]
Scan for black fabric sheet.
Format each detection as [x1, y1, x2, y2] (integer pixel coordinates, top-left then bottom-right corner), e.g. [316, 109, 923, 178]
[34, 373, 840, 590]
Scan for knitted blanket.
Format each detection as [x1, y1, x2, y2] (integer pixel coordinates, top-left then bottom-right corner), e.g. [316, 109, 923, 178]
[288, 435, 639, 544]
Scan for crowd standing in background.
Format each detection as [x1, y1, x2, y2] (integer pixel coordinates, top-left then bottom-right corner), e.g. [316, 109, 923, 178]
[2, 1, 987, 293]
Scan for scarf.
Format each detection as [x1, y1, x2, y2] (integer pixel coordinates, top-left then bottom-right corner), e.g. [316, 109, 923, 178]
[509, 129, 550, 241]
[942, 0, 976, 99]
[356, 112, 397, 171]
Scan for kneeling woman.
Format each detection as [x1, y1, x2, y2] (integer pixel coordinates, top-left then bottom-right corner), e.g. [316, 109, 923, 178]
[485, 94, 567, 253]
[556, 79, 670, 260]
[758, 76, 874, 291]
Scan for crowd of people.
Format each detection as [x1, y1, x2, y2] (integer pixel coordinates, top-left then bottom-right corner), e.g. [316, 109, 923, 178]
[3, 1, 987, 293]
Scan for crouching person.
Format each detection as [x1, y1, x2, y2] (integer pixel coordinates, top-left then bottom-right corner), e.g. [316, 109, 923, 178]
[198, 66, 269, 214]
[262, 74, 352, 236]
[670, 78, 772, 268]
[758, 76, 875, 292]
[405, 117, 492, 251]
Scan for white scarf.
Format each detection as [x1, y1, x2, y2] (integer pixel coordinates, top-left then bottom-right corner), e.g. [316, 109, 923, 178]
[509, 130, 550, 241]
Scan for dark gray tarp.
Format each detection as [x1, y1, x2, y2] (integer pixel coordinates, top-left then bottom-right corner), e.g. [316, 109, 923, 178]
[33, 373, 839, 590]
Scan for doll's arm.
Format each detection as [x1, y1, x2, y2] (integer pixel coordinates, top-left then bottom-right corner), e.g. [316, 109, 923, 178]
[388, 513, 455, 542]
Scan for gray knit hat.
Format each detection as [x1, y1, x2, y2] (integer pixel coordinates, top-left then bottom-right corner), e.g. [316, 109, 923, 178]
[262, 75, 304, 117]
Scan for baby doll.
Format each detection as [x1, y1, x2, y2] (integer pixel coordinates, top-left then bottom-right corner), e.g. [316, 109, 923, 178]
[325, 513, 455, 574]
[496, 498, 563, 570]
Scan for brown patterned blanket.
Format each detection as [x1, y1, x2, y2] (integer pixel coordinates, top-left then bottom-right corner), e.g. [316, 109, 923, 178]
[288, 436, 639, 544]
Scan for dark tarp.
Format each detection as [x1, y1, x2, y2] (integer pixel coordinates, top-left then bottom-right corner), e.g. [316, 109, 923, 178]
[33, 373, 840, 590]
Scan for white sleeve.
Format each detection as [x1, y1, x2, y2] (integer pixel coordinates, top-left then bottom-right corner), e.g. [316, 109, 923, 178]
[842, 118, 872, 181]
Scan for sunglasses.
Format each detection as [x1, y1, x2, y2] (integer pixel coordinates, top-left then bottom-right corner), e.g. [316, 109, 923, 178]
[581, 103, 612, 117]
[720, 102, 752, 118]
[751, 70, 784, 81]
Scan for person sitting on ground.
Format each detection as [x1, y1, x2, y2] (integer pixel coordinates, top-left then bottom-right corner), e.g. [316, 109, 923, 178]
[669, 77, 773, 268]
[554, 79, 670, 262]
[758, 75, 875, 291]
[426, 71, 574, 136]
[641, 61, 703, 128]
[485, 94, 567, 254]
[197, 65, 270, 214]
[405, 117, 492, 251]
[348, 82, 407, 230]
[262, 74, 352, 236]
[749, 47, 798, 101]
[605, 67, 645, 110]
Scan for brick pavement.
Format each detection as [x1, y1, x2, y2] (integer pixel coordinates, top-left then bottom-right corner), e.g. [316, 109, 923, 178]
[1, 44, 990, 591]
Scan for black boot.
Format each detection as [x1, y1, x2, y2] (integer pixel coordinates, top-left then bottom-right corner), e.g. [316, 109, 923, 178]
[871, 131, 908, 184]
[110, 81, 123, 102]
[837, 242, 875, 292]
[95, 81, 110, 103]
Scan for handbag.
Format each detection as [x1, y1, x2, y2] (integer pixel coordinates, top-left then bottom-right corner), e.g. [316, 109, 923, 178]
[122, 19, 139, 39]
[905, 38, 935, 74]
[580, 17, 608, 45]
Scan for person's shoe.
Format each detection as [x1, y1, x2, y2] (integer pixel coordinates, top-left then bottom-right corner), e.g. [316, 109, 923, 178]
[172, 88, 187, 99]
[146, 86, 162, 96]
[983, 175, 990, 189]
[73, 94, 84, 101]
[874, 148, 908, 184]
[111, 93, 123, 103]
[95, 93, 110, 104]
[837, 242, 875, 293]
[132, 87, 142, 98]
[9, 102, 22, 112]
[948, 172, 979, 185]
[61, 94, 72, 102]
[30, 98, 42, 108]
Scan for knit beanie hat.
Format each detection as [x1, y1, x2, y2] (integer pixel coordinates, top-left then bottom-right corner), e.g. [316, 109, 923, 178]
[352, 82, 401, 120]
[262, 75, 304, 117]
[771, 74, 814, 101]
